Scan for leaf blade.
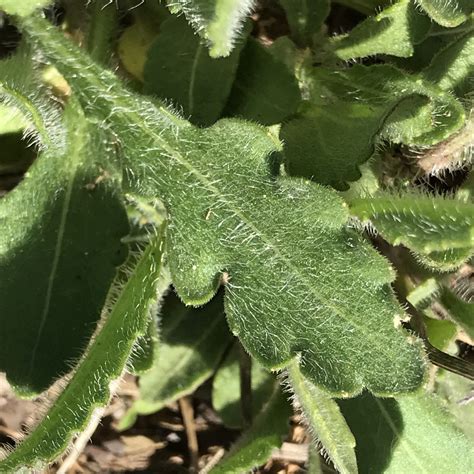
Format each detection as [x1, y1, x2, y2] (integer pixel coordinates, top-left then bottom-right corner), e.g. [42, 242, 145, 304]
[0, 100, 129, 393]
[22, 15, 427, 397]
[0, 227, 166, 471]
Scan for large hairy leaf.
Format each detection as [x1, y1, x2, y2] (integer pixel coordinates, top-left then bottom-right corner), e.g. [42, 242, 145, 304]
[281, 64, 465, 189]
[144, 16, 246, 126]
[0, 99, 129, 394]
[22, 15, 427, 396]
[338, 392, 474, 472]
[167, 0, 255, 57]
[0, 228, 166, 472]
[330, 0, 431, 60]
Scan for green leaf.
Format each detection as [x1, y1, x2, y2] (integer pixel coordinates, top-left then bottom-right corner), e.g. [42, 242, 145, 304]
[212, 344, 274, 428]
[423, 31, 474, 97]
[424, 316, 457, 350]
[127, 308, 159, 375]
[287, 361, 358, 474]
[117, 18, 158, 82]
[417, 0, 472, 27]
[349, 192, 474, 268]
[279, 0, 330, 47]
[23, 15, 427, 396]
[330, 0, 431, 60]
[211, 385, 292, 474]
[440, 288, 474, 339]
[281, 100, 382, 190]
[224, 38, 301, 125]
[338, 391, 474, 473]
[0, 100, 129, 394]
[0, 0, 52, 17]
[144, 16, 245, 126]
[120, 291, 232, 430]
[332, 0, 390, 15]
[435, 370, 474, 441]
[0, 228, 166, 472]
[406, 277, 439, 309]
[0, 104, 28, 135]
[167, 0, 255, 57]
[281, 64, 466, 188]
[417, 247, 474, 272]
[0, 45, 62, 149]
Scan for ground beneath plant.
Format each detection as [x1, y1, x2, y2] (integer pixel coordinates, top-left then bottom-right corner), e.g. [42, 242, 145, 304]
[0, 373, 331, 473]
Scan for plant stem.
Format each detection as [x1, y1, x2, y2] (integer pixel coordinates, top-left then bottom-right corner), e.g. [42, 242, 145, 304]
[239, 342, 253, 429]
[179, 396, 199, 472]
[86, 0, 119, 65]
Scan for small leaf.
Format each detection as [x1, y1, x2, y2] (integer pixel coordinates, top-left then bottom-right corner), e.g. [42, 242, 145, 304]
[281, 100, 382, 190]
[350, 192, 474, 262]
[282, 64, 465, 188]
[0, 101, 129, 394]
[211, 385, 292, 474]
[117, 17, 157, 81]
[330, 0, 431, 60]
[424, 316, 458, 350]
[406, 277, 439, 309]
[280, 0, 330, 47]
[167, 0, 255, 57]
[440, 288, 474, 339]
[338, 392, 474, 473]
[0, 228, 166, 471]
[417, 0, 472, 27]
[120, 291, 232, 429]
[0, 0, 53, 17]
[287, 361, 358, 474]
[144, 16, 246, 126]
[224, 38, 301, 125]
[213, 344, 275, 428]
[423, 32, 474, 97]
